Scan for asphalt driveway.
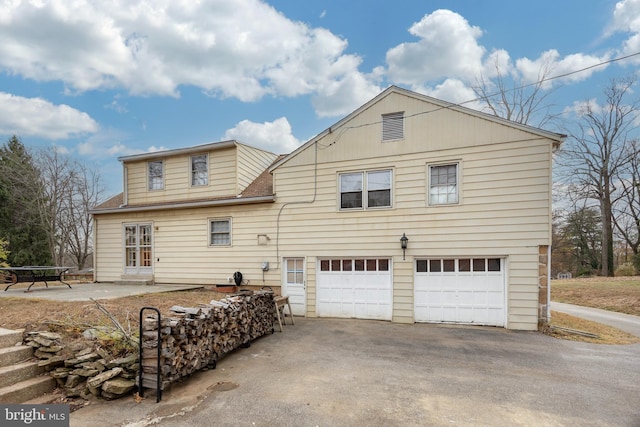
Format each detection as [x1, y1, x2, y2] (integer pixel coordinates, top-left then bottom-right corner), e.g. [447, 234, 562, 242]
[71, 317, 640, 427]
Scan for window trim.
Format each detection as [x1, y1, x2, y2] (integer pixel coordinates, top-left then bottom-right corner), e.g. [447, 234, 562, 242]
[148, 160, 164, 191]
[209, 217, 232, 247]
[382, 112, 405, 141]
[427, 162, 460, 206]
[339, 169, 393, 211]
[190, 153, 209, 187]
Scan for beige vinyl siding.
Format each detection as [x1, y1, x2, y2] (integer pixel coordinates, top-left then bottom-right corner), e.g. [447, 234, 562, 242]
[236, 144, 278, 193]
[125, 147, 238, 205]
[124, 144, 276, 205]
[271, 92, 554, 330]
[94, 216, 129, 280]
[94, 203, 281, 286]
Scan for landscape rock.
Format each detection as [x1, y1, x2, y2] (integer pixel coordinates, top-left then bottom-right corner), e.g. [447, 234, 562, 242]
[38, 355, 65, 369]
[65, 375, 82, 388]
[107, 354, 137, 369]
[101, 378, 135, 396]
[87, 367, 123, 388]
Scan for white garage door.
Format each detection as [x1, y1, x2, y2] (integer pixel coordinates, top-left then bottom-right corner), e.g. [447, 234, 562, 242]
[414, 258, 505, 326]
[317, 258, 392, 320]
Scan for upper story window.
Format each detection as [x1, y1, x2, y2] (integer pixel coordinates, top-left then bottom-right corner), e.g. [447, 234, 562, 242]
[148, 160, 164, 191]
[191, 154, 208, 186]
[382, 112, 404, 141]
[209, 218, 231, 246]
[428, 163, 458, 205]
[340, 170, 392, 210]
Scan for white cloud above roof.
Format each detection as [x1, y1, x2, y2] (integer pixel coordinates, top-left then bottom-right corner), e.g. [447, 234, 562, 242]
[223, 117, 300, 154]
[0, 92, 98, 139]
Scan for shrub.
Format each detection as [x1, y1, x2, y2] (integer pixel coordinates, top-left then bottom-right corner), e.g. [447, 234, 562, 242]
[615, 263, 637, 277]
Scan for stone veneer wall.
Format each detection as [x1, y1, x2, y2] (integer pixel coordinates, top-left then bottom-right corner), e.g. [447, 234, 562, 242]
[538, 245, 550, 327]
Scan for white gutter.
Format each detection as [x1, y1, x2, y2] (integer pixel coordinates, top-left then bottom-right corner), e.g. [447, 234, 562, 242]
[90, 195, 275, 215]
[118, 140, 236, 162]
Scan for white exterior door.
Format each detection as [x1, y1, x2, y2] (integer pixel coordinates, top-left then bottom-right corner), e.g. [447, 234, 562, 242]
[414, 258, 505, 326]
[317, 258, 392, 320]
[124, 224, 153, 275]
[282, 258, 306, 316]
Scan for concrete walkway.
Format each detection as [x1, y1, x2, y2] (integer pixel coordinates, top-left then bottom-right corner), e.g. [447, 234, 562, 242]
[0, 282, 203, 301]
[551, 301, 640, 338]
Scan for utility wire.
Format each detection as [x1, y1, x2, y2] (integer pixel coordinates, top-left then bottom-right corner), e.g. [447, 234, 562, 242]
[322, 50, 640, 146]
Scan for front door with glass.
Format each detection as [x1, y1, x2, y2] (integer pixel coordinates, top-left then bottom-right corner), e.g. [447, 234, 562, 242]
[124, 224, 153, 275]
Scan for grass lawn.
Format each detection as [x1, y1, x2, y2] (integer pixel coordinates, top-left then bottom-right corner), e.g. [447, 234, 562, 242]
[551, 277, 640, 316]
[548, 276, 640, 344]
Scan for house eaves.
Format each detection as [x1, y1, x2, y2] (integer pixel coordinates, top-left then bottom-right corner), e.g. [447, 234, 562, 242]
[270, 85, 566, 172]
[118, 140, 237, 163]
[90, 194, 275, 215]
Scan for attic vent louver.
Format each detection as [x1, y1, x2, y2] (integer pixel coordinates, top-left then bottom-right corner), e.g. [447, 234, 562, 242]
[382, 112, 404, 141]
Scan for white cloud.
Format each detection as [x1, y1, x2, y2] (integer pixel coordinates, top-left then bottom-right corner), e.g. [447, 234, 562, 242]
[384, 9, 612, 106]
[516, 50, 610, 88]
[413, 78, 481, 109]
[223, 117, 301, 153]
[608, 0, 640, 62]
[386, 10, 485, 85]
[0, 92, 98, 139]
[147, 145, 168, 152]
[0, 0, 378, 117]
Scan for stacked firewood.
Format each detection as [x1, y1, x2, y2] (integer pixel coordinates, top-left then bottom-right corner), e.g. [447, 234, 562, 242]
[140, 290, 275, 390]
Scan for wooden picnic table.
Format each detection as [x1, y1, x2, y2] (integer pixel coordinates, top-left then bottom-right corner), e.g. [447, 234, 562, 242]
[0, 266, 72, 292]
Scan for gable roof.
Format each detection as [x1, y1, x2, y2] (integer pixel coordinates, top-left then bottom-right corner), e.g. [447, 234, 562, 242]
[270, 85, 566, 172]
[118, 140, 237, 163]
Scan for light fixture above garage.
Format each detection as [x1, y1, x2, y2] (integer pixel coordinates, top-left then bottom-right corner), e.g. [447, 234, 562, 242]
[400, 233, 408, 260]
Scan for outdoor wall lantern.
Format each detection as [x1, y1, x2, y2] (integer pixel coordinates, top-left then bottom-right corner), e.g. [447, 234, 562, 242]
[400, 233, 409, 260]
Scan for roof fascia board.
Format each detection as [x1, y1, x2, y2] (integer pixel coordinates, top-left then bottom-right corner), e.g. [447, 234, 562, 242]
[118, 140, 237, 163]
[90, 195, 275, 215]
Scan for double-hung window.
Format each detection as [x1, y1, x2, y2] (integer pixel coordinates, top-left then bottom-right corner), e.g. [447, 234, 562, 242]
[148, 160, 164, 191]
[209, 218, 231, 246]
[429, 163, 458, 205]
[191, 154, 208, 186]
[340, 170, 392, 210]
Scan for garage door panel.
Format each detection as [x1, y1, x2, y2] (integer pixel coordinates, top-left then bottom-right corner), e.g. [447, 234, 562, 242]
[415, 257, 505, 327]
[318, 258, 392, 321]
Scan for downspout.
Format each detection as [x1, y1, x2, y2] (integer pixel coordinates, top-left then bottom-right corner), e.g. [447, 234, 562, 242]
[121, 162, 128, 206]
[547, 245, 552, 322]
[275, 142, 318, 267]
[93, 216, 98, 283]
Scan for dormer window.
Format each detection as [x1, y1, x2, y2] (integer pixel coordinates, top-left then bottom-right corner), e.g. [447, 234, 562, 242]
[382, 112, 404, 141]
[191, 154, 208, 186]
[148, 160, 164, 191]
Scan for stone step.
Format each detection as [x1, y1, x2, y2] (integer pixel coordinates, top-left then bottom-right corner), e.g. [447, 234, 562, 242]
[113, 279, 154, 286]
[114, 275, 155, 286]
[0, 360, 46, 389]
[0, 328, 23, 349]
[0, 345, 33, 368]
[0, 375, 56, 404]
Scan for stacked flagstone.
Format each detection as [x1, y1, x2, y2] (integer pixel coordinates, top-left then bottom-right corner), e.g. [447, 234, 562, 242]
[23, 331, 137, 400]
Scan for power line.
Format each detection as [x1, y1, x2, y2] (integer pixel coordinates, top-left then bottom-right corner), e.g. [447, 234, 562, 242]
[322, 50, 640, 147]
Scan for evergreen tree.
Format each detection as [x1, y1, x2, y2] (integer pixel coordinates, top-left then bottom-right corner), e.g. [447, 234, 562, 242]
[0, 136, 51, 266]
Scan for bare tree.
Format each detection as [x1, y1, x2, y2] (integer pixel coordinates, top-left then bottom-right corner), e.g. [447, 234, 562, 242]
[559, 76, 640, 276]
[473, 54, 559, 127]
[35, 150, 76, 266]
[612, 138, 640, 270]
[67, 162, 105, 270]
[35, 149, 105, 270]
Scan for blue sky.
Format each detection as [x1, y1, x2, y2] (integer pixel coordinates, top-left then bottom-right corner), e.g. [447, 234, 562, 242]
[1, 0, 638, 197]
